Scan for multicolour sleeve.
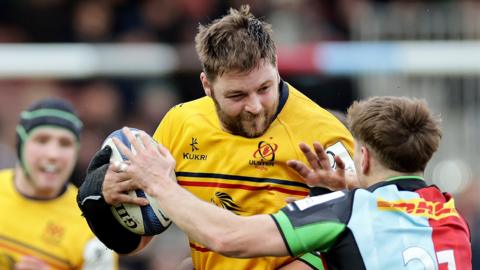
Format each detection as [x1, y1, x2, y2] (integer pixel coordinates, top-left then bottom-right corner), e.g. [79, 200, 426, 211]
[298, 252, 326, 270]
[270, 191, 348, 257]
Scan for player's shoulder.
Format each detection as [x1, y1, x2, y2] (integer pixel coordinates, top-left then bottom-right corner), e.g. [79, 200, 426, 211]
[0, 169, 13, 196]
[284, 83, 338, 120]
[62, 184, 83, 208]
[61, 184, 95, 230]
[164, 96, 215, 121]
[0, 168, 13, 180]
[155, 96, 216, 142]
[293, 191, 348, 210]
[168, 96, 213, 114]
[281, 190, 355, 224]
[281, 83, 350, 135]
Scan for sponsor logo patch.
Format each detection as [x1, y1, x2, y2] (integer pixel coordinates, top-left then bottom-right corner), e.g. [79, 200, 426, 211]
[183, 137, 208, 160]
[249, 141, 278, 169]
[377, 197, 459, 220]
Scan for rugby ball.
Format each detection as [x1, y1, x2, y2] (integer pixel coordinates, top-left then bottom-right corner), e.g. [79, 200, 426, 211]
[102, 128, 172, 235]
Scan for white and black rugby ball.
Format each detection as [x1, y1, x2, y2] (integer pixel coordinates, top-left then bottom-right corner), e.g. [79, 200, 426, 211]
[102, 128, 172, 235]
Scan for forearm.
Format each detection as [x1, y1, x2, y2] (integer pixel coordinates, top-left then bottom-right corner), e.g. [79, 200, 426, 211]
[151, 179, 239, 252]
[150, 179, 287, 258]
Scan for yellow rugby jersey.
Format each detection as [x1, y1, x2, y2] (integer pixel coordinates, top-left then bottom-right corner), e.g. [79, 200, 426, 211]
[153, 81, 354, 270]
[0, 169, 117, 270]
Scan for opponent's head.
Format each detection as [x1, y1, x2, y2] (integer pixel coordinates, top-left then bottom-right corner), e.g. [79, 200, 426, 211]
[195, 5, 280, 138]
[347, 96, 441, 183]
[16, 98, 83, 196]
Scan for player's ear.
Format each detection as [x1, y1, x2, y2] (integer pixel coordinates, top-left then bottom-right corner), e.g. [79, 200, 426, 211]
[200, 72, 212, 97]
[360, 146, 370, 175]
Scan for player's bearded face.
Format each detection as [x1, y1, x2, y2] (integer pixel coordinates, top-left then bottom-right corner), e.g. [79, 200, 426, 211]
[208, 61, 280, 138]
[212, 94, 278, 138]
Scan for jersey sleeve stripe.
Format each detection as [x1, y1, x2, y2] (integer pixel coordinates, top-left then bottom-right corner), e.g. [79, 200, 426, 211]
[0, 237, 71, 270]
[189, 242, 212, 253]
[176, 172, 309, 188]
[178, 180, 309, 196]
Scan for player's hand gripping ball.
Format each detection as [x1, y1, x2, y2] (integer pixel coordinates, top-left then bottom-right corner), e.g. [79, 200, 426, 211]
[102, 128, 172, 235]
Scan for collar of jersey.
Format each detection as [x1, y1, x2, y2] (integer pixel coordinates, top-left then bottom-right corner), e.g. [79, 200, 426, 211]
[367, 175, 427, 192]
[274, 79, 289, 118]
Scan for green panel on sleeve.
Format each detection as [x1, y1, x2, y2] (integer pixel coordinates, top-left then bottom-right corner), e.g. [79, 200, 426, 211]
[299, 252, 325, 270]
[272, 211, 346, 256]
[272, 211, 302, 255]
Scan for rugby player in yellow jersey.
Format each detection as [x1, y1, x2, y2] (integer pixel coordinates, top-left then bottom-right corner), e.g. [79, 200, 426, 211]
[78, 5, 354, 270]
[0, 99, 117, 270]
[109, 98, 472, 270]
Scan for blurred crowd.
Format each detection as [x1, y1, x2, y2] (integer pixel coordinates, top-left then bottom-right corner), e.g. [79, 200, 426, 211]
[0, 0, 478, 269]
[0, 0, 354, 44]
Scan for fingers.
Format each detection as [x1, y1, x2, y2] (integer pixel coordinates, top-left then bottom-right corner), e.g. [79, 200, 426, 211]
[298, 142, 321, 170]
[121, 127, 165, 160]
[112, 136, 134, 161]
[313, 142, 333, 171]
[123, 127, 144, 153]
[285, 197, 299, 203]
[156, 142, 168, 157]
[157, 143, 176, 164]
[138, 130, 156, 151]
[334, 155, 345, 173]
[287, 160, 312, 178]
[15, 256, 49, 270]
[109, 192, 149, 206]
[104, 170, 149, 205]
[110, 160, 129, 173]
[109, 160, 131, 176]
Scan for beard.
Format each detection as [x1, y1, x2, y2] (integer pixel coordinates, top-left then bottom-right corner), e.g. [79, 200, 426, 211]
[212, 96, 278, 138]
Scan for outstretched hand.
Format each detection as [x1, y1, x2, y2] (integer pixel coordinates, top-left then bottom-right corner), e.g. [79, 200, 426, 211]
[287, 142, 357, 191]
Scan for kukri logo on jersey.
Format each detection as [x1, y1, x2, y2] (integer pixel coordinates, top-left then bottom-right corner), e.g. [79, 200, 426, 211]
[183, 137, 207, 160]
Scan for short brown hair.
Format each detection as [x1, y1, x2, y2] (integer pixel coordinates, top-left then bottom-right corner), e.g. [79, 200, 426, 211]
[347, 96, 442, 173]
[194, 5, 276, 82]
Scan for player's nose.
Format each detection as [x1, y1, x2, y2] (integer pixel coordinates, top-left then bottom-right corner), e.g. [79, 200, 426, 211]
[244, 95, 262, 114]
[44, 142, 62, 159]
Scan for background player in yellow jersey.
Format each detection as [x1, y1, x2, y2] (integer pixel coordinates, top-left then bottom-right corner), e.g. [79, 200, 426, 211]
[77, 5, 354, 270]
[0, 98, 117, 270]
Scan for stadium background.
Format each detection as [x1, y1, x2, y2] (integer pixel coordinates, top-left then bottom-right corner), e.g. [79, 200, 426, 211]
[0, 0, 478, 269]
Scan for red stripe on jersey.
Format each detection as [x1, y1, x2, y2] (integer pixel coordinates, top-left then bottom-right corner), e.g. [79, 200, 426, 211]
[190, 242, 211, 253]
[416, 187, 472, 270]
[178, 180, 309, 196]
